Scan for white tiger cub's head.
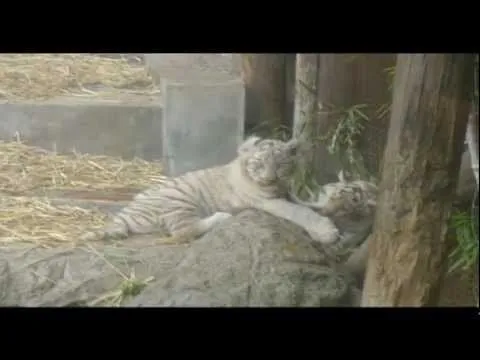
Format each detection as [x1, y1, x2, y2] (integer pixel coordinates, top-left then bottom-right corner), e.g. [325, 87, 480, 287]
[291, 171, 378, 219]
[237, 136, 299, 187]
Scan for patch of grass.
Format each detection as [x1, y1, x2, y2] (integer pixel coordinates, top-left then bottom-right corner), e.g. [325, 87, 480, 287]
[448, 199, 479, 274]
[319, 104, 373, 181]
[289, 102, 375, 201]
[290, 159, 323, 200]
[85, 244, 155, 307]
[448, 196, 479, 306]
[89, 272, 154, 307]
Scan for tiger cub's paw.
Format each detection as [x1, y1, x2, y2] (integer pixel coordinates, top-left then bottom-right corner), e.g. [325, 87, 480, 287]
[210, 211, 233, 224]
[307, 219, 340, 245]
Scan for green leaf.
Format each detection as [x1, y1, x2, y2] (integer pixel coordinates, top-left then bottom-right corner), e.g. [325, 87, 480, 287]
[352, 107, 370, 122]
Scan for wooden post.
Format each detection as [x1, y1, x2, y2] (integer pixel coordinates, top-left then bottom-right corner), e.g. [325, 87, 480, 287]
[241, 54, 295, 137]
[361, 54, 474, 306]
[293, 54, 395, 184]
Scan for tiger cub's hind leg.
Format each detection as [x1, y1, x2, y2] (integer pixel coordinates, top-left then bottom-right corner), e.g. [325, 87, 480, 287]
[79, 209, 161, 242]
[79, 217, 130, 242]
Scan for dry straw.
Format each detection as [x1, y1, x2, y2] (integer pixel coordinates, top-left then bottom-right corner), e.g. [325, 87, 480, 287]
[0, 54, 164, 193]
[0, 54, 164, 246]
[0, 53, 158, 101]
[0, 139, 165, 194]
[0, 140, 166, 247]
[0, 196, 108, 247]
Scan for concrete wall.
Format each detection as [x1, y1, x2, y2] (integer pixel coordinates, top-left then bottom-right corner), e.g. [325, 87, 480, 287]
[143, 54, 245, 176]
[0, 95, 164, 162]
[161, 79, 245, 176]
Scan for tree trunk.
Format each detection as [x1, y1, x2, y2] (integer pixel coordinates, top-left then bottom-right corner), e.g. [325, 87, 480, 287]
[293, 54, 395, 185]
[469, 53, 479, 187]
[361, 54, 474, 307]
[465, 110, 479, 188]
[241, 54, 296, 138]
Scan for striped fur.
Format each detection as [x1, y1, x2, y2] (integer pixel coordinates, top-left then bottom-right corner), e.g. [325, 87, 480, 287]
[290, 172, 378, 219]
[316, 179, 377, 219]
[81, 136, 336, 243]
[289, 174, 378, 251]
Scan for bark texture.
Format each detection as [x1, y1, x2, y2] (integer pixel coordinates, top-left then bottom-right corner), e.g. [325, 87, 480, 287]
[465, 111, 479, 187]
[361, 54, 474, 306]
[241, 54, 296, 137]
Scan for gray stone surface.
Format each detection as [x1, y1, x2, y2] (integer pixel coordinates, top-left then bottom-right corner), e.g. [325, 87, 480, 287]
[161, 79, 245, 176]
[125, 209, 359, 307]
[0, 95, 164, 161]
[0, 209, 359, 307]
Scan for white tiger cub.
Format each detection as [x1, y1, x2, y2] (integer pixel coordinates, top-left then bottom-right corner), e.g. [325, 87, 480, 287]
[290, 171, 378, 219]
[289, 171, 378, 249]
[80, 136, 340, 244]
[289, 172, 378, 285]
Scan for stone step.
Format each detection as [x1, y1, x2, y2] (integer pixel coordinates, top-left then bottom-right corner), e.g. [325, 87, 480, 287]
[0, 54, 245, 178]
[0, 94, 164, 162]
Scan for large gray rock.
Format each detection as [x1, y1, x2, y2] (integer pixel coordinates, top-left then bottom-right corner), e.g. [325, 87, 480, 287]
[126, 209, 359, 307]
[0, 238, 187, 307]
[0, 209, 360, 307]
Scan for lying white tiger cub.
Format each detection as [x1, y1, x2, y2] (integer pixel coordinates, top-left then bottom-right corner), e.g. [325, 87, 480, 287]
[290, 172, 378, 285]
[290, 171, 377, 219]
[80, 136, 340, 244]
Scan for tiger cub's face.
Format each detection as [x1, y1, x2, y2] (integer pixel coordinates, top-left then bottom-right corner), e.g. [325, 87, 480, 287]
[289, 171, 378, 221]
[319, 179, 378, 219]
[237, 136, 299, 187]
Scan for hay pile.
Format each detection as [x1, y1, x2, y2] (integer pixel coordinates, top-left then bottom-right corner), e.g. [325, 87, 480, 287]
[0, 196, 108, 247]
[0, 54, 158, 101]
[0, 140, 165, 195]
[0, 140, 166, 246]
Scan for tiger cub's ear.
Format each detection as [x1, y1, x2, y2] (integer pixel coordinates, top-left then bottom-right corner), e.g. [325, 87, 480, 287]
[237, 136, 261, 156]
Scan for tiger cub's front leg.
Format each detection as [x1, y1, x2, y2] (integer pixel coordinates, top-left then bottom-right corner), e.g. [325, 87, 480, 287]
[157, 211, 233, 244]
[257, 199, 340, 244]
[167, 211, 233, 238]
